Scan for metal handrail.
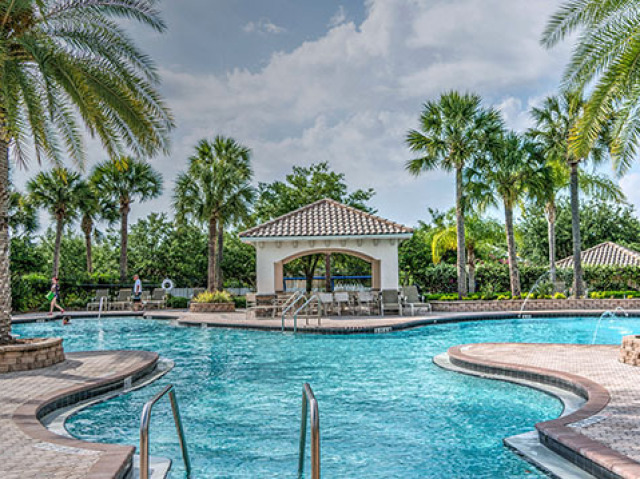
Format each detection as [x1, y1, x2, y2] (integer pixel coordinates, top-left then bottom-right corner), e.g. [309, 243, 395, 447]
[140, 384, 191, 479]
[293, 295, 319, 333]
[298, 383, 320, 479]
[282, 292, 306, 331]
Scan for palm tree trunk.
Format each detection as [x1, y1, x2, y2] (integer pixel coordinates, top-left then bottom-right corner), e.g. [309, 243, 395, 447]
[546, 200, 557, 290]
[324, 253, 331, 292]
[82, 216, 93, 274]
[52, 217, 63, 277]
[215, 222, 224, 290]
[119, 203, 130, 283]
[467, 248, 476, 294]
[570, 161, 584, 297]
[504, 204, 521, 297]
[208, 216, 217, 291]
[455, 166, 468, 298]
[0, 136, 12, 344]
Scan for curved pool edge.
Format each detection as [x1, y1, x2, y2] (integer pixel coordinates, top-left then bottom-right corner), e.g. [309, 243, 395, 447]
[445, 343, 640, 479]
[10, 350, 159, 479]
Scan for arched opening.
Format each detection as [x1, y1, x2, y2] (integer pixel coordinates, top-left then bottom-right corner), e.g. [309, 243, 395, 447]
[275, 248, 381, 293]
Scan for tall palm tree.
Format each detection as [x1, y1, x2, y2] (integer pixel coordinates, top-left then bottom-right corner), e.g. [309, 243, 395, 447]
[174, 137, 255, 291]
[91, 157, 163, 282]
[406, 91, 503, 298]
[0, 0, 172, 343]
[467, 133, 551, 297]
[528, 93, 609, 296]
[543, 0, 640, 171]
[431, 214, 504, 294]
[77, 182, 116, 274]
[27, 167, 84, 277]
[9, 190, 38, 236]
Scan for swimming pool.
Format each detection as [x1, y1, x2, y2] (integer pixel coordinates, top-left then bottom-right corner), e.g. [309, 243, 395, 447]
[14, 315, 639, 478]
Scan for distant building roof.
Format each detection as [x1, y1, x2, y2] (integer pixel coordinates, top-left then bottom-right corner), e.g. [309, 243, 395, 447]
[556, 241, 640, 268]
[240, 198, 413, 240]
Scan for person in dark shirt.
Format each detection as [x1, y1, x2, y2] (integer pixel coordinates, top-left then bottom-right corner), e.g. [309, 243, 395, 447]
[49, 276, 65, 316]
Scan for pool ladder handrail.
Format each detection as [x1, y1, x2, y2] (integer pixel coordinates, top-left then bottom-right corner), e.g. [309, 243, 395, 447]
[298, 383, 320, 479]
[281, 291, 306, 332]
[140, 384, 191, 479]
[293, 295, 320, 333]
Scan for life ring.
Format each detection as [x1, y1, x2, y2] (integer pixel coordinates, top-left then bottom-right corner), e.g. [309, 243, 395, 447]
[161, 278, 174, 291]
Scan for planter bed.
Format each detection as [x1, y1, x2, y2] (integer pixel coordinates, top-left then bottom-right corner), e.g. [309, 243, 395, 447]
[0, 337, 64, 373]
[189, 302, 235, 313]
[430, 298, 640, 313]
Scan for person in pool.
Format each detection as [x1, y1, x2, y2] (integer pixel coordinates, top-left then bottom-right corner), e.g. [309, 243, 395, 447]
[49, 276, 65, 316]
[62, 316, 71, 325]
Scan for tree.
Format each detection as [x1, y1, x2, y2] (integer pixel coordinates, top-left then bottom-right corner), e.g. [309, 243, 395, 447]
[467, 133, 551, 296]
[527, 92, 610, 296]
[406, 91, 503, 299]
[174, 137, 255, 291]
[253, 162, 375, 293]
[542, 0, 640, 171]
[0, 0, 172, 343]
[27, 167, 85, 277]
[9, 191, 38, 236]
[91, 157, 163, 282]
[431, 213, 504, 294]
[77, 182, 116, 274]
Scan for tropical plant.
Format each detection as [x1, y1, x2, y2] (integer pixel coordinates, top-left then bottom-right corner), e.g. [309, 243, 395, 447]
[542, 0, 640, 171]
[91, 157, 163, 282]
[27, 167, 85, 277]
[77, 182, 116, 274]
[467, 133, 551, 296]
[406, 91, 503, 298]
[9, 190, 38, 236]
[0, 0, 173, 343]
[193, 290, 233, 304]
[527, 92, 610, 296]
[431, 213, 504, 294]
[174, 137, 255, 291]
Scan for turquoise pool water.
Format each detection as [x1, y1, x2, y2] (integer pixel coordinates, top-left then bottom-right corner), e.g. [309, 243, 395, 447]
[14, 315, 639, 478]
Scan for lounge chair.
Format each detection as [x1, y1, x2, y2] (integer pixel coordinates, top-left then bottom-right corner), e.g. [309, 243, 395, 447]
[147, 288, 166, 309]
[356, 291, 377, 315]
[380, 289, 402, 316]
[317, 292, 334, 316]
[87, 289, 109, 311]
[333, 291, 353, 316]
[111, 288, 132, 311]
[401, 285, 432, 316]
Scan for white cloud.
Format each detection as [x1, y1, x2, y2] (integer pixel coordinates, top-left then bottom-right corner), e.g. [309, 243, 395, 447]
[328, 6, 347, 28]
[243, 18, 286, 35]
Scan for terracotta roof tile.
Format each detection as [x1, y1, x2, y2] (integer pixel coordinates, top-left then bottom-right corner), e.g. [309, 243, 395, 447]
[556, 242, 640, 268]
[240, 198, 413, 239]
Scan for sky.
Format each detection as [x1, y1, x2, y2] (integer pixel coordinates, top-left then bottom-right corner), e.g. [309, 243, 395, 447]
[14, 0, 640, 228]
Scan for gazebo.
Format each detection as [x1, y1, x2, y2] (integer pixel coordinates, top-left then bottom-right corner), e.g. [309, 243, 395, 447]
[240, 198, 413, 295]
[556, 241, 640, 268]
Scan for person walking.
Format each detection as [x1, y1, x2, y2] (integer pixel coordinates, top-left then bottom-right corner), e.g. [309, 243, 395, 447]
[48, 277, 65, 316]
[133, 274, 143, 311]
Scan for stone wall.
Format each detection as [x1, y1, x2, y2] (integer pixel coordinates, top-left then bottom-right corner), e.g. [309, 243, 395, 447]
[430, 298, 640, 313]
[0, 338, 64, 373]
[190, 302, 235, 313]
[620, 335, 640, 366]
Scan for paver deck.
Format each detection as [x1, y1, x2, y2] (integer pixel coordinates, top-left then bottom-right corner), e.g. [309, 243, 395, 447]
[447, 343, 640, 478]
[0, 350, 158, 479]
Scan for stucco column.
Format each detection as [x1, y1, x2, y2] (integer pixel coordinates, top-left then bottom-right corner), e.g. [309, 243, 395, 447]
[274, 261, 284, 293]
[371, 260, 381, 291]
[256, 249, 276, 294]
[379, 246, 400, 290]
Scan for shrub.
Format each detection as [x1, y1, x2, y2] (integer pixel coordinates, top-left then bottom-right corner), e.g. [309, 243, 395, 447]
[166, 295, 189, 309]
[553, 293, 567, 299]
[193, 290, 233, 304]
[232, 296, 247, 309]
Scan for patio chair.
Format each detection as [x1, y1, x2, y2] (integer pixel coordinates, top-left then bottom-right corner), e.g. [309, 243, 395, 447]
[317, 292, 334, 316]
[111, 288, 133, 311]
[380, 289, 402, 316]
[356, 291, 377, 315]
[87, 289, 109, 311]
[333, 291, 353, 316]
[146, 289, 167, 309]
[401, 285, 432, 316]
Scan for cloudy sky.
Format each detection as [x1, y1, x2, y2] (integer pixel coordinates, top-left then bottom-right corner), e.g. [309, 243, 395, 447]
[15, 0, 640, 227]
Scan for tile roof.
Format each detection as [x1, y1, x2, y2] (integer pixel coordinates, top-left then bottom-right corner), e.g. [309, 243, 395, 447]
[240, 198, 413, 239]
[556, 241, 640, 268]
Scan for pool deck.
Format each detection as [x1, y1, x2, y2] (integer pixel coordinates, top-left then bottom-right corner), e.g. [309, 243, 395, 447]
[0, 349, 158, 479]
[444, 343, 640, 479]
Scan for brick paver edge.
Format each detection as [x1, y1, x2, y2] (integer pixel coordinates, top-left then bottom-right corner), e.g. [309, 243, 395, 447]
[448, 343, 640, 479]
[12, 350, 159, 479]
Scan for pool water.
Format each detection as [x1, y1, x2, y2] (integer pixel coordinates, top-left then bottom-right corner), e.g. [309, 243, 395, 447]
[14, 315, 640, 478]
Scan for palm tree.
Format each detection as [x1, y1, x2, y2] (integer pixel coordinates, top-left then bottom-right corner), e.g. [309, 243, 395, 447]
[431, 214, 504, 294]
[91, 157, 163, 282]
[77, 182, 116, 274]
[467, 133, 551, 297]
[528, 93, 609, 296]
[27, 167, 84, 277]
[542, 0, 640, 170]
[174, 137, 255, 291]
[0, 1, 172, 343]
[9, 191, 38, 236]
[406, 91, 503, 298]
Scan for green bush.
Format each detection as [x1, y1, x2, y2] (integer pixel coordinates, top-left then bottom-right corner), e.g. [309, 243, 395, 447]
[166, 295, 189, 309]
[193, 290, 233, 303]
[589, 290, 640, 299]
[232, 296, 247, 309]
